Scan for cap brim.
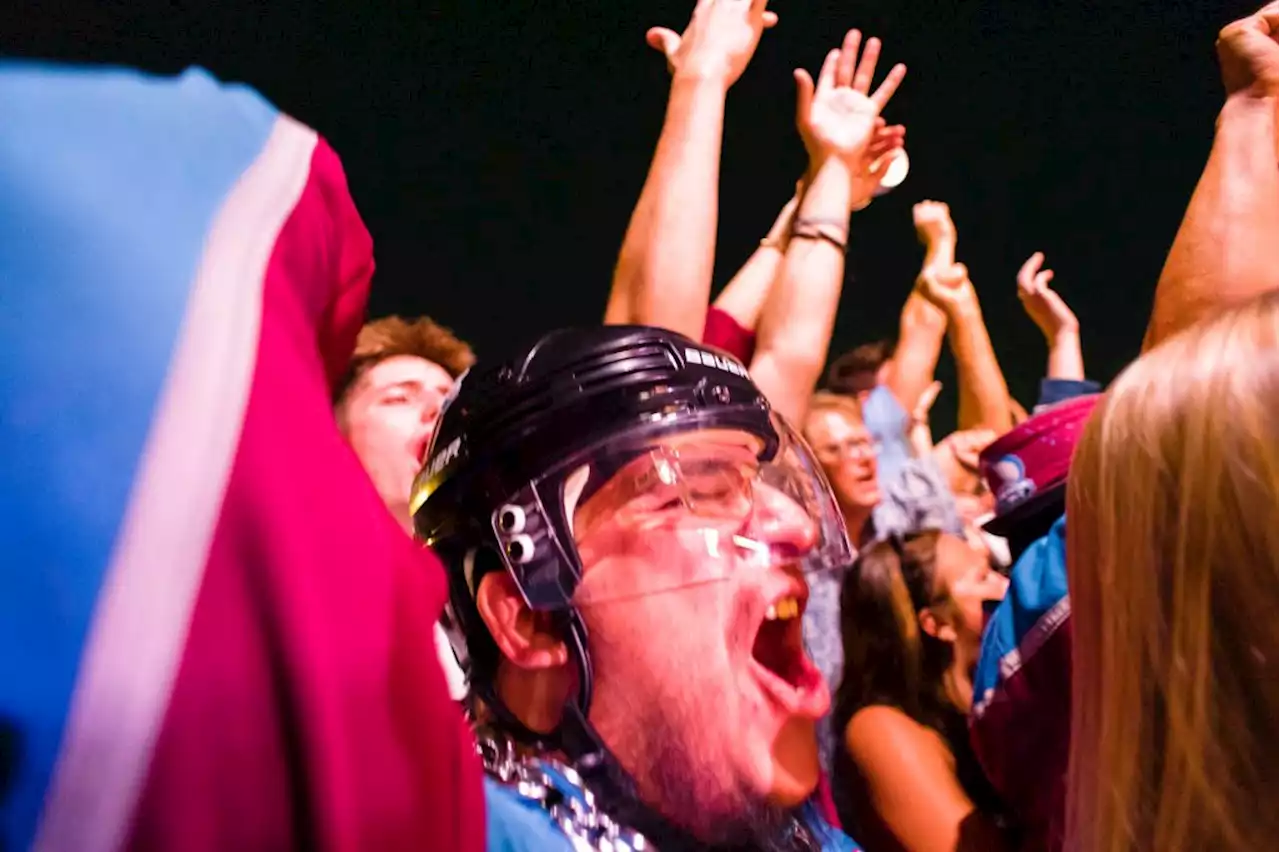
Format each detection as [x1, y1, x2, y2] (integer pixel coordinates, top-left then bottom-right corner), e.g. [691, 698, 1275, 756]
[982, 482, 1066, 538]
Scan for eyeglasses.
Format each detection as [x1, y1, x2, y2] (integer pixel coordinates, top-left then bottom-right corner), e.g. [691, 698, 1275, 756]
[814, 437, 881, 463]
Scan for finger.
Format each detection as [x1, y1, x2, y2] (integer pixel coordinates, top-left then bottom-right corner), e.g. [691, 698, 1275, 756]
[1261, 2, 1279, 35]
[1035, 269, 1055, 290]
[915, 381, 944, 417]
[876, 124, 907, 144]
[852, 36, 881, 93]
[793, 69, 815, 127]
[836, 29, 861, 88]
[763, 10, 779, 27]
[870, 62, 907, 109]
[816, 48, 840, 93]
[867, 137, 895, 160]
[1017, 251, 1043, 287]
[646, 27, 680, 59]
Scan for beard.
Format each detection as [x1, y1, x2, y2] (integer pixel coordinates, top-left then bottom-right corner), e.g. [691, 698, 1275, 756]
[607, 699, 816, 852]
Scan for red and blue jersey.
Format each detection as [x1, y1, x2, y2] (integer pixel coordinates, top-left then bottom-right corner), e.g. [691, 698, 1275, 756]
[0, 63, 483, 852]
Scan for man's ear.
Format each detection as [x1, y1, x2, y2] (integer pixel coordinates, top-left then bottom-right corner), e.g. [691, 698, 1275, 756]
[918, 606, 958, 644]
[475, 571, 570, 671]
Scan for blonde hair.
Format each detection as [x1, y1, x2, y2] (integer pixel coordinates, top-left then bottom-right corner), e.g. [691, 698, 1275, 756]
[1065, 290, 1279, 852]
[805, 391, 865, 431]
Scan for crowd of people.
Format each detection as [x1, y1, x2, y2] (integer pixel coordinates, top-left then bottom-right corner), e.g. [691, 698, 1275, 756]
[1, 1, 1276, 851]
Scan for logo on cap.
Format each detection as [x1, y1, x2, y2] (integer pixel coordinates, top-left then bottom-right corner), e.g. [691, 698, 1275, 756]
[992, 454, 1037, 513]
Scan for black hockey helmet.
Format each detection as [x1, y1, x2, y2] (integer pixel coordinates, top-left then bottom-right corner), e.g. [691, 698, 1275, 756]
[411, 324, 851, 740]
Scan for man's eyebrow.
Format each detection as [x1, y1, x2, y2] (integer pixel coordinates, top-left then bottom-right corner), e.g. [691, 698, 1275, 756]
[375, 379, 426, 393]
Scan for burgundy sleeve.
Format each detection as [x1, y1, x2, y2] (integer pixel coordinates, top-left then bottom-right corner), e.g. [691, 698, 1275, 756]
[702, 306, 757, 364]
[126, 137, 485, 852]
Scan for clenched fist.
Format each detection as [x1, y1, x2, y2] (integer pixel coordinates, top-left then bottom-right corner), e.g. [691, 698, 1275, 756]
[913, 200, 956, 248]
[1217, 1, 1279, 99]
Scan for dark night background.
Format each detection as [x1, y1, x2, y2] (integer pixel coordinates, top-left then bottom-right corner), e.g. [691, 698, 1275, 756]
[7, 0, 1256, 429]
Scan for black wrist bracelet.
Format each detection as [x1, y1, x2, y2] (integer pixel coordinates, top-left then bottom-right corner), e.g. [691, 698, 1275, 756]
[791, 221, 849, 252]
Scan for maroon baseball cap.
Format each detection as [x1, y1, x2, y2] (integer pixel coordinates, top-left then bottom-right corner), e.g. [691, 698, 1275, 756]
[979, 394, 1101, 537]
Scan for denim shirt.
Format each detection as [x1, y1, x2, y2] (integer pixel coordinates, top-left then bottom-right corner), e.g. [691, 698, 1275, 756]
[860, 385, 912, 489]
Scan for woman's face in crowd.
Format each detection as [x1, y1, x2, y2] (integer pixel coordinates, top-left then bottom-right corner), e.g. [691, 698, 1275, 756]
[339, 354, 455, 527]
[929, 533, 1009, 664]
[805, 409, 881, 514]
[569, 430, 831, 842]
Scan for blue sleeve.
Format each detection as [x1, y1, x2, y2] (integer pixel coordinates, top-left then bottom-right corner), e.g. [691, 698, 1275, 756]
[973, 515, 1068, 702]
[801, 802, 861, 851]
[861, 385, 911, 488]
[1035, 378, 1101, 411]
[484, 777, 576, 852]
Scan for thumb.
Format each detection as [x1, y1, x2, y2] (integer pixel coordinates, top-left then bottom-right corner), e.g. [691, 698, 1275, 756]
[646, 27, 681, 60]
[915, 381, 943, 418]
[793, 69, 815, 127]
[763, 10, 779, 27]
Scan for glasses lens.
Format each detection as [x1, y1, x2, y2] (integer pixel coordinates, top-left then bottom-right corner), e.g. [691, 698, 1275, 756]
[564, 417, 852, 606]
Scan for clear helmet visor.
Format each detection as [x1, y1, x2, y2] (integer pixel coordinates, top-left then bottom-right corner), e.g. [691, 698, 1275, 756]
[562, 413, 852, 607]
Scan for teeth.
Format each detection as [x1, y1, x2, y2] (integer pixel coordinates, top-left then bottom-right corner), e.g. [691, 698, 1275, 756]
[764, 596, 801, 621]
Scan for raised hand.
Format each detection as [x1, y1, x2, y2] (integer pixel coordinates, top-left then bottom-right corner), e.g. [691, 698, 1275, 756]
[1217, 1, 1279, 99]
[849, 121, 908, 210]
[795, 29, 907, 174]
[916, 261, 977, 314]
[646, 0, 778, 88]
[1017, 251, 1079, 338]
[913, 200, 956, 250]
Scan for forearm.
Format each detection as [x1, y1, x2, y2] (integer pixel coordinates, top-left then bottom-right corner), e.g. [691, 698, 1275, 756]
[712, 193, 801, 331]
[948, 303, 1013, 433]
[1144, 95, 1279, 350]
[1045, 328, 1085, 380]
[886, 291, 947, 411]
[605, 77, 729, 338]
[749, 159, 853, 424]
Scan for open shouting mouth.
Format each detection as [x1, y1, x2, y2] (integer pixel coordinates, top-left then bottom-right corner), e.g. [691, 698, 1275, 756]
[749, 579, 830, 719]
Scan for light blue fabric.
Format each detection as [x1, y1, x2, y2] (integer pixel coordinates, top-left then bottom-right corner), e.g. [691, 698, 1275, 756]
[0, 62, 278, 850]
[973, 515, 1068, 702]
[484, 772, 859, 850]
[860, 384, 911, 488]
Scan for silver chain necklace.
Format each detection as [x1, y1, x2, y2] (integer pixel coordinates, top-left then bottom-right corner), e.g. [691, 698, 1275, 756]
[478, 730, 651, 851]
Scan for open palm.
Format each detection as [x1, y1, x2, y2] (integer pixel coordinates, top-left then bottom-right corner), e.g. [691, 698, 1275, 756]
[796, 30, 906, 168]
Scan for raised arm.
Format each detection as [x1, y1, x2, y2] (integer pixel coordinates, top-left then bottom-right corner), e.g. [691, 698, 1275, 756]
[603, 0, 776, 339]
[1143, 2, 1278, 350]
[883, 201, 953, 414]
[710, 188, 802, 334]
[917, 262, 1014, 434]
[750, 30, 907, 424]
[1017, 251, 1085, 380]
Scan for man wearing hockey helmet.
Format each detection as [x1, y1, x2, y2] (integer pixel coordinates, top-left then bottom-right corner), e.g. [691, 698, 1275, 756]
[412, 325, 856, 850]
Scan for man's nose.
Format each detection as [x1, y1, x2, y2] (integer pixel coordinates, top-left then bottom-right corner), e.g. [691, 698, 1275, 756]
[749, 482, 818, 556]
